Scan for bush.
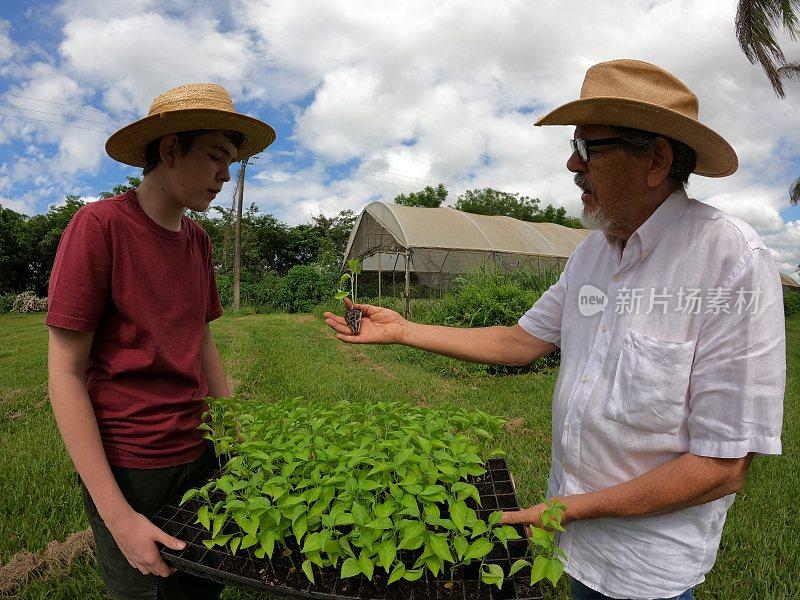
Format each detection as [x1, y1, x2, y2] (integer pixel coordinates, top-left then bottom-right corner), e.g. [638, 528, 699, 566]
[0, 293, 16, 313]
[785, 289, 800, 317]
[11, 291, 48, 313]
[277, 265, 339, 313]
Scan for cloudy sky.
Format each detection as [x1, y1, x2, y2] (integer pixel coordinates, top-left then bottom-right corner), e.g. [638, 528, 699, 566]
[1, 0, 799, 275]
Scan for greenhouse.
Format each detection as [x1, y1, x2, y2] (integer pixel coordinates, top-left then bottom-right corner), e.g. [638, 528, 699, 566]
[342, 202, 590, 313]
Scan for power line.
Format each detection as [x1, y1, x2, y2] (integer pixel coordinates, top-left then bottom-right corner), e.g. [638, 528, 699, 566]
[3, 93, 125, 119]
[0, 111, 111, 134]
[0, 103, 120, 127]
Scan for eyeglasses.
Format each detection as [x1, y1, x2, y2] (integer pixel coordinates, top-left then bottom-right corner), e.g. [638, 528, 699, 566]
[570, 137, 626, 163]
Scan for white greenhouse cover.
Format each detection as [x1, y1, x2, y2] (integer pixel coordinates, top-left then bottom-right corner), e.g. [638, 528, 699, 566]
[781, 273, 799, 287]
[343, 202, 590, 274]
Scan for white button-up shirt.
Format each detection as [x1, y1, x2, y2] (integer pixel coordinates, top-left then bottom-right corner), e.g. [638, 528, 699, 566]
[518, 189, 785, 599]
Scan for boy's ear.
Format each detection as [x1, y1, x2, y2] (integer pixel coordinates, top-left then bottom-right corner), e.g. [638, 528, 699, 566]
[159, 134, 180, 168]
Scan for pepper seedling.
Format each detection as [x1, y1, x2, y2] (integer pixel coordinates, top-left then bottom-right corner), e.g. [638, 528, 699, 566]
[335, 258, 363, 334]
[507, 499, 567, 587]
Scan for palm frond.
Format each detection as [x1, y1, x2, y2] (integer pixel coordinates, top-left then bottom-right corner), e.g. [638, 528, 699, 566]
[736, 0, 800, 97]
[777, 61, 800, 80]
[790, 177, 800, 206]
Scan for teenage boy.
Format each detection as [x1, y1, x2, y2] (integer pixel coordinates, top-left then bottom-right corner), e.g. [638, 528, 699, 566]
[46, 83, 275, 599]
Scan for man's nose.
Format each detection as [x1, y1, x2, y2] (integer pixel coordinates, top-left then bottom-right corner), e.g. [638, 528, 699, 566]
[567, 151, 586, 173]
[219, 164, 231, 182]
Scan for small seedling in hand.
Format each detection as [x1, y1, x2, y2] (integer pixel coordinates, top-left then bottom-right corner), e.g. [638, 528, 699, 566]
[335, 259, 363, 334]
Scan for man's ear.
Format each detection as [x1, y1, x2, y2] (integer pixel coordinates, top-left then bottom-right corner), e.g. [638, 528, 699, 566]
[646, 137, 673, 188]
[159, 134, 180, 168]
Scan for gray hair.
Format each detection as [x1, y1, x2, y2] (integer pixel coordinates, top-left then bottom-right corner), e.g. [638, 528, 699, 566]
[611, 126, 697, 187]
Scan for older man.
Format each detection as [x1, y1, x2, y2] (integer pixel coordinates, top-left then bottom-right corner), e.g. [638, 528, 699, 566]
[325, 59, 785, 600]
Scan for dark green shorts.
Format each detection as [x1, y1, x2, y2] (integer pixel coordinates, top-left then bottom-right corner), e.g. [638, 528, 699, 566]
[80, 444, 225, 600]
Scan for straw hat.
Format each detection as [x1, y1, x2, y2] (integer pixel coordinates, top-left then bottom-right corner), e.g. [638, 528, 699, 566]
[106, 83, 276, 167]
[535, 59, 737, 177]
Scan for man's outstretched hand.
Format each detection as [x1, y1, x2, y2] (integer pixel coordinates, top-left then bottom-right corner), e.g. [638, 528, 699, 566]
[324, 298, 408, 344]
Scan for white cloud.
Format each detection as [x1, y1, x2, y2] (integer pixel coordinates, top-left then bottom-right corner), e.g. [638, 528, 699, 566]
[0, 20, 15, 63]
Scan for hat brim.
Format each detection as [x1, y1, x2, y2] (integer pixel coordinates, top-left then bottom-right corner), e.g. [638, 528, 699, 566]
[106, 108, 276, 167]
[535, 97, 737, 178]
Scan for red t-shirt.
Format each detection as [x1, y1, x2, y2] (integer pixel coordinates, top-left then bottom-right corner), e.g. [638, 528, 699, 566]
[46, 190, 223, 468]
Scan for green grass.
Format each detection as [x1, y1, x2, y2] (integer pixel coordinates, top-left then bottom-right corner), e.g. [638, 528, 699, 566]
[0, 312, 797, 599]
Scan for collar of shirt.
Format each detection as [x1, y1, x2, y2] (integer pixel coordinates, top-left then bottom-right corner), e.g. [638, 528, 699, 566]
[603, 188, 692, 266]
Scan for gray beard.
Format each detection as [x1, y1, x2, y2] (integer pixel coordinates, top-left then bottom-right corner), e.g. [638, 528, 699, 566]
[581, 206, 613, 230]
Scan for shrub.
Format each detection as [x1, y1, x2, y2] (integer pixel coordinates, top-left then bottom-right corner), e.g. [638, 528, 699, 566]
[0, 293, 16, 313]
[278, 265, 339, 313]
[785, 289, 800, 317]
[12, 291, 48, 313]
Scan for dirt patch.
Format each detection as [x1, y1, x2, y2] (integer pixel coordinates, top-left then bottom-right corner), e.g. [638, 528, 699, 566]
[503, 417, 527, 433]
[0, 528, 94, 594]
[7, 412, 24, 421]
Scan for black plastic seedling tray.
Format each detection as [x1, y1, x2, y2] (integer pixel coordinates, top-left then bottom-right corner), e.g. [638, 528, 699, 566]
[154, 458, 543, 600]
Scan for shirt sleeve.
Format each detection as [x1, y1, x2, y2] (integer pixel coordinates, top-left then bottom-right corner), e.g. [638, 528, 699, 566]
[517, 253, 572, 347]
[204, 234, 223, 323]
[45, 208, 111, 331]
[687, 248, 785, 458]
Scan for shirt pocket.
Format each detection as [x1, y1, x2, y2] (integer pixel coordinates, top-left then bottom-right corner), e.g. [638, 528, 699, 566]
[604, 329, 697, 435]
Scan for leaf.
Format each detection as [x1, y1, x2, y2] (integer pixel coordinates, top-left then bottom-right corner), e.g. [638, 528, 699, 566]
[403, 569, 424, 581]
[530, 555, 549, 585]
[400, 494, 420, 518]
[398, 521, 426, 550]
[453, 535, 469, 561]
[302, 559, 315, 584]
[378, 539, 397, 572]
[338, 556, 360, 578]
[365, 517, 393, 530]
[528, 527, 553, 550]
[196, 506, 210, 530]
[488, 511, 503, 525]
[501, 525, 522, 541]
[241, 534, 258, 550]
[352, 502, 369, 526]
[229, 536, 241, 554]
[470, 520, 488, 538]
[546, 557, 565, 586]
[424, 554, 443, 577]
[212, 513, 225, 538]
[292, 515, 307, 544]
[387, 563, 406, 584]
[180, 488, 197, 505]
[509, 558, 532, 579]
[449, 500, 470, 533]
[465, 538, 494, 560]
[481, 563, 504, 590]
[334, 291, 349, 300]
[429, 535, 454, 563]
[358, 551, 374, 581]
[395, 447, 414, 465]
[259, 530, 275, 559]
[302, 532, 323, 553]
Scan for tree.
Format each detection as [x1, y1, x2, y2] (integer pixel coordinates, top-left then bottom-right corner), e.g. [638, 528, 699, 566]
[455, 188, 542, 221]
[99, 176, 141, 198]
[0, 205, 30, 294]
[735, 1, 800, 204]
[393, 183, 448, 208]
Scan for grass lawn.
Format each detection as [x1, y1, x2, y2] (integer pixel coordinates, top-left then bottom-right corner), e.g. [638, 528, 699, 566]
[0, 311, 797, 599]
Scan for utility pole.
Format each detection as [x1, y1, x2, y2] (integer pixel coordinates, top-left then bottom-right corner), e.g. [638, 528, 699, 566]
[232, 160, 247, 311]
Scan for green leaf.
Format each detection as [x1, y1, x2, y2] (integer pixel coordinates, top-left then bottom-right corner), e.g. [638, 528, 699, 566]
[365, 517, 393, 530]
[258, 530, 275, 559]
[196, 506, 210, 530]
[465, 538, 494, 560]
[395, 448, 414, 465]
[292, 515, 307, 543]
[546, 558, 565, 586]
[529, 527, 553, 550]
[352, 502, 369, 526]
[530, 555, 549, 585]
[449, 501, 470, 533]
[180, 488, 197, 505]
[429, 535, 454, 563]
[398, 521, 426, 550]
[387, 563, 406, 584]
[403, 568, 424, 581]
[302, 559, 315, 584]
[488, 511, 503, 525]
[400, 494, 420, 518]
[211, 513, 225, 538]
[470, 520, 488, 537]
[229, 536, 241, 554]
[334, 290, 349, 300]
[378, 539, 397, 572]
[302, 532, 323, 553]
[341, 557, 360, 579]
[241, 533, 258, 549]
[424, 554, 443, 577]
[358, 551, 374, 581]
[481, 563, 504, 589]
[453, 535, 469, 561]
[509, 559, 530, 576]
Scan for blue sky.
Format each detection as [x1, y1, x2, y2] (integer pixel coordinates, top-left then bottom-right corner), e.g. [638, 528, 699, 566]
[1, 0, 799, 275]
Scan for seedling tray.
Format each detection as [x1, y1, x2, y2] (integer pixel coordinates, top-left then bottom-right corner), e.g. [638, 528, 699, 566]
[154, 458, 543, 600]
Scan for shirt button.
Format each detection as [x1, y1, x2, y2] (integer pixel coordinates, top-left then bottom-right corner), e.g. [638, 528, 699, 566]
[582, 376, 589, 383]
[613, 275, 621, 282]
[564, 424, 570, 431]
[601, 325, 608, 332]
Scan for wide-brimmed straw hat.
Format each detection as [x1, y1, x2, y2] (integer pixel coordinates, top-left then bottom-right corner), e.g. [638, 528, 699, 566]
[106, 83, 276, 167]
[535, 59, 737, 177]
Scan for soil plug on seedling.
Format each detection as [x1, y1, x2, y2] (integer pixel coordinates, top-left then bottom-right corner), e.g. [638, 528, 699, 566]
[335, 259, 363, 334]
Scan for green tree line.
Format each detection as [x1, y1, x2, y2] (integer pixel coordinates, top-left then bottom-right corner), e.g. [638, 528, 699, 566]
[0, 178, 581, 296]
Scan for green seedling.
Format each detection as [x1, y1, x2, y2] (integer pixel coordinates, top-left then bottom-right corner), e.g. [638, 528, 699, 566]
[335, 259, 363, 333]
[507, 499, 567, 587]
